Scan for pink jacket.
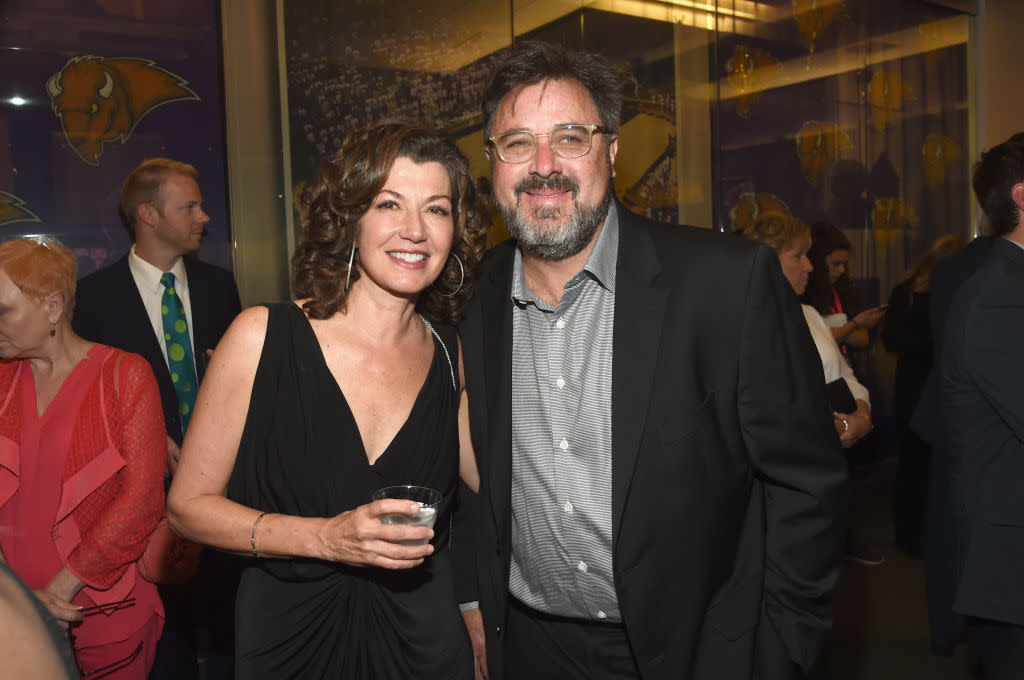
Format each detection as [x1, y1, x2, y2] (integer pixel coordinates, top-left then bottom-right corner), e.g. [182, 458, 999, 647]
[0, 346, 166, 602]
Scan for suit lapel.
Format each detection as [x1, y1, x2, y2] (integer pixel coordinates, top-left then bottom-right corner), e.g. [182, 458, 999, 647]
[183, 259, 209, 380]
[611, 207, 668, 545]
[111, 257, 173, 384]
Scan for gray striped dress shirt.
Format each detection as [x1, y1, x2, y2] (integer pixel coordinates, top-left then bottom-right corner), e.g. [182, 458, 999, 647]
[508, 208, 620, 622]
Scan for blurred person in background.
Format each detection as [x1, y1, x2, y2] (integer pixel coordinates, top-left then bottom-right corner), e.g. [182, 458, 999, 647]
[803, 222, 886, 352]
[882, 234, 965, 558]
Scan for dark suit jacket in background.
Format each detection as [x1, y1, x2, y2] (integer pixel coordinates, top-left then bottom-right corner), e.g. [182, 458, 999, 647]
[942, 238, 1024, 625]
[910, 235, 994, 648]
[459, 203, 848, 680]
[73, 254, 242, 445]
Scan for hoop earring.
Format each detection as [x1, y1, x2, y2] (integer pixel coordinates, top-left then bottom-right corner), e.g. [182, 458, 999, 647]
[49, 323, 56, 338]
[439, 253, 465, 298]
[345, 243, 356, 291]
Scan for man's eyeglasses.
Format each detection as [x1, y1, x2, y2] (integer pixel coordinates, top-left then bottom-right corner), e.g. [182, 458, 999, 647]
[488, 124, 609, 164]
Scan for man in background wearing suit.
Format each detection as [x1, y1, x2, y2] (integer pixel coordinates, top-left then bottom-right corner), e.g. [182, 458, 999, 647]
[459, 42, 847, 680]
[73, 158, 241, 680]
[910, 230, 993, 655]
[941, 132, 1024, 680]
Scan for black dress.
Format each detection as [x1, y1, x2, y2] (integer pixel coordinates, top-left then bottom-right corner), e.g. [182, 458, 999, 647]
[227, 303, 472, 679]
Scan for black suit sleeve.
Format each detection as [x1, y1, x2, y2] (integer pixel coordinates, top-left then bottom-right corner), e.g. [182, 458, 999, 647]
[737, 245, 848, 671]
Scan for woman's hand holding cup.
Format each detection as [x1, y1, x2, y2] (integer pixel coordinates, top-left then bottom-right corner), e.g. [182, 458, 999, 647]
[318, 498, 434, 570]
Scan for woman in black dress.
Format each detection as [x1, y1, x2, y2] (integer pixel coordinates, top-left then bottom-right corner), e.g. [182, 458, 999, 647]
[168, 120, 489, 678]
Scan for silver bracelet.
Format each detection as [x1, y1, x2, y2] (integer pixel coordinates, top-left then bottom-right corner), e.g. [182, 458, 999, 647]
[251, 512, 268, 559]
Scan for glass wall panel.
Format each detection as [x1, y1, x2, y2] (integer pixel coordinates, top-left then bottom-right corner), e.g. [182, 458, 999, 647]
[280, 1, 971, 415]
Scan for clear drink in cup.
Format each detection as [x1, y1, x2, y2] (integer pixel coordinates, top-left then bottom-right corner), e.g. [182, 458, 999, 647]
[373, 485, 441, 546]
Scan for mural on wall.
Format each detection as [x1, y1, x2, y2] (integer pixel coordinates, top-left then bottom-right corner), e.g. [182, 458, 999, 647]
[867, 70, 913, 131]
[922, 133, 962, 188]
[282, 7, 681, 231]
[795, 121, 853, 186]
[729, 191, 793, 232]
[726, 45, 782, 119]
[792, 0, 846, 53]
[0, 192, 41, 227]
[0, 1, 231, 276]
[46, 56, 200, 166]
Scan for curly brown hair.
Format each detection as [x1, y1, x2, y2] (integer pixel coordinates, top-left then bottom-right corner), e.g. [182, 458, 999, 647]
[292, 120, 490, 323]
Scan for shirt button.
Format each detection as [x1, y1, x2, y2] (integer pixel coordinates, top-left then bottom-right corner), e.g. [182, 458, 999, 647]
[559, 438, 568, 450]
[597, 611, 607, 619]
[556, 377, 565, 389]
[556, 318, 565, 329]
[577, 561, 588, 573]
[563, 502, 573, 513]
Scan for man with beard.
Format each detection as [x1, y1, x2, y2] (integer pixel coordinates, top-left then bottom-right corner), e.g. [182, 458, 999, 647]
[457, 42, 847, 680]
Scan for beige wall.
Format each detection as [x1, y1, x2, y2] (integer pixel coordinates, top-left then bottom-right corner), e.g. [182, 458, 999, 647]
[975, 0, 1024, 151]
[221, 0, 290, 307]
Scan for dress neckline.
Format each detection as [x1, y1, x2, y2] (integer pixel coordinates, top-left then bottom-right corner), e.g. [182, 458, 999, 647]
[289, 304, 440, 468]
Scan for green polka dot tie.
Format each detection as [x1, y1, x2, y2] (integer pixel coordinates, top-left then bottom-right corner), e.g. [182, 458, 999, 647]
[160, 272, 198, 435]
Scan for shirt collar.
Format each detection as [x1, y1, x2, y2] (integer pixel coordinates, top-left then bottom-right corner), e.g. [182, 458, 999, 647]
[511, 203, 619, 304]
[128, 245, 187, 294]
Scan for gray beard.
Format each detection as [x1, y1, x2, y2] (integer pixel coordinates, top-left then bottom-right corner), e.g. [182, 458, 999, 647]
[499, 184, 613, 261]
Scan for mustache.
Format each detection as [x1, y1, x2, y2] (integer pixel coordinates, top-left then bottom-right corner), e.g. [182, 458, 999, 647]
[514, 175, 579, 197]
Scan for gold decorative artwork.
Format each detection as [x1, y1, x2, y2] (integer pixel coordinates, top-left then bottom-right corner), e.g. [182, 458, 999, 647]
[46, 56, 199, 165]
[795, 122, 853, 186]
[867, 71, 911, 131]
[922, 134, 961, 188]
[730, 192, 793, 233]
[0, 191, 41, 227]
[872, 197, 916, 256]
[726, 45, 782, 119]
[793, 0, 846, 54]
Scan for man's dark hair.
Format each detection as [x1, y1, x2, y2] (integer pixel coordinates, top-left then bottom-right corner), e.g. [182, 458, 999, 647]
[481, 41, 623, 140]
[972, 132, 1024, 237]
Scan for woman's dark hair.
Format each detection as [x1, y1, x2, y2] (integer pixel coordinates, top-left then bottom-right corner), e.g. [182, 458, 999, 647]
[292, 119, 489, 323]
[802, 221, 858, 315]
[481, 41, 623, 140]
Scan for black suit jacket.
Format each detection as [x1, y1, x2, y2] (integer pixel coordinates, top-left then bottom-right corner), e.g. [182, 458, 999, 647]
[911, 236, 995, 441]
[459, 204, 847, 679]
[942, 238, 1024, 625]
[73, 254, 242, 445]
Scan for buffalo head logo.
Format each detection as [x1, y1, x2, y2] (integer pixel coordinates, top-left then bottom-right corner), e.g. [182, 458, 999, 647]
[46, 56, 199, 165]
[0, 192, 41, 228]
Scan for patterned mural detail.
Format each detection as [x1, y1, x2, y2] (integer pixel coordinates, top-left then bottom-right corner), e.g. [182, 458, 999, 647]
[0, 191, 41, 228]
[866, 70, 911, 131]
[922, 134, 961, 188]
[872, 197, 916, 255]
[795, 121, 853, 186]
[730, 192, 793, 232]
[793, 0, 846, 53]
[726, 45, 782, 119]
[45, 56, 200, 165]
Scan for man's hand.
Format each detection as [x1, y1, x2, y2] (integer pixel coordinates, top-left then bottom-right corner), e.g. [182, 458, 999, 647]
[462, 608, 488, 680]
